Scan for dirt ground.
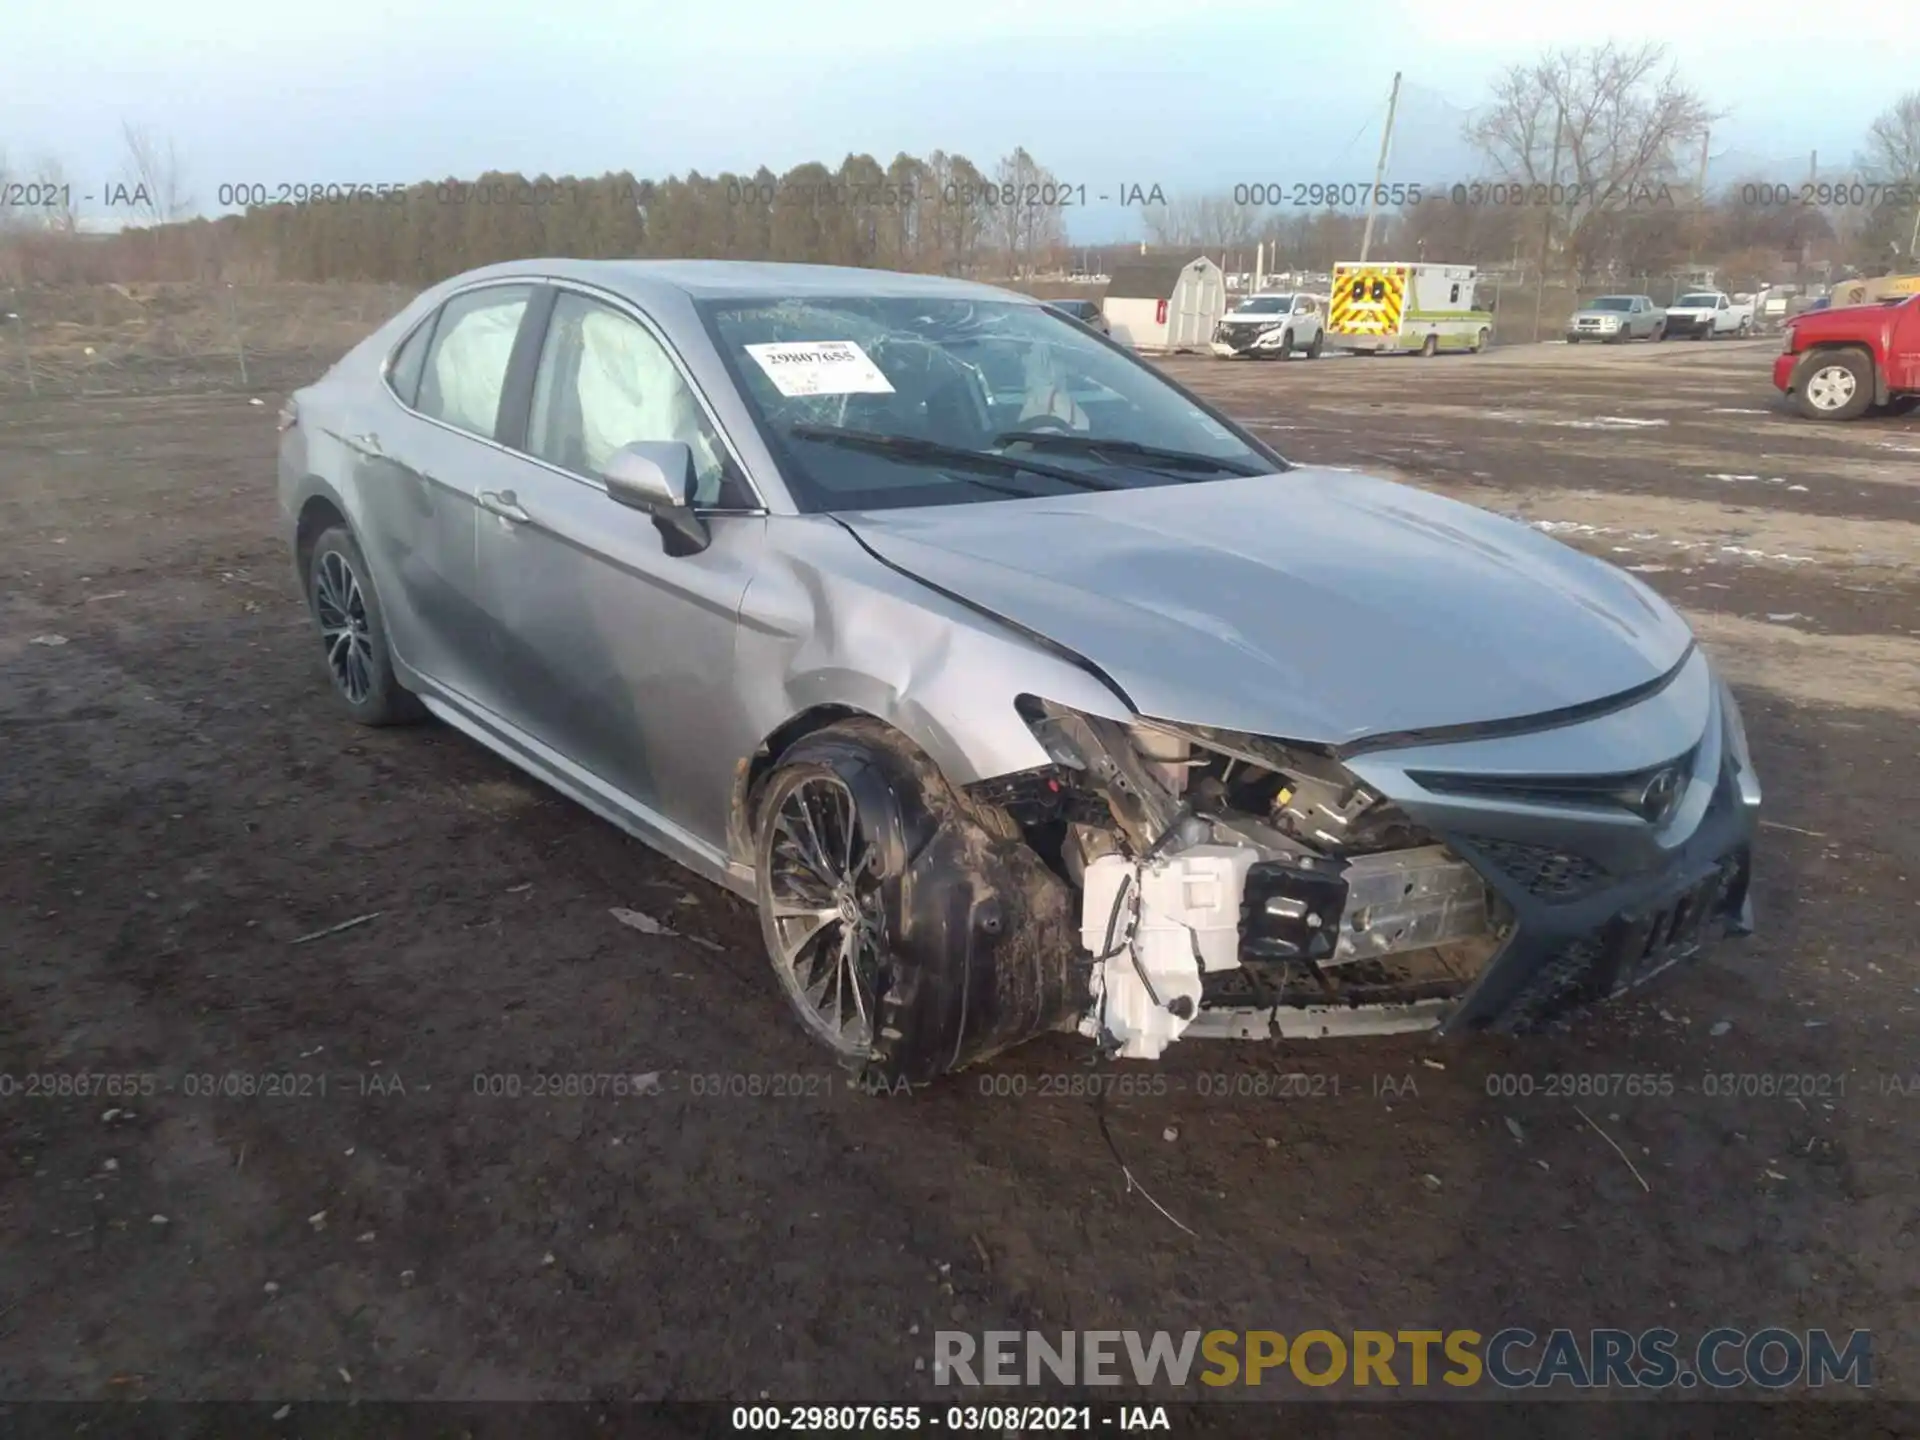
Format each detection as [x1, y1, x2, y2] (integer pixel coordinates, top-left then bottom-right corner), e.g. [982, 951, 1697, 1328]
[2, 316, 1917, 1413]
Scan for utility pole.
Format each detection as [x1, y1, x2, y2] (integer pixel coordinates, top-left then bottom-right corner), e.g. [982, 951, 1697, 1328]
[1358, 70, 1402, 264]
[1685, 126, 1712, 273]
[1798, 151, 1815, 290]
[1531, 104, 1565, 344]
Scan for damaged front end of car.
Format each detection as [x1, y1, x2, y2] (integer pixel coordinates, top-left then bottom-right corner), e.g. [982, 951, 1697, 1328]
[964, 699, 1509, 1060]
[956, 675, 1758, 1065]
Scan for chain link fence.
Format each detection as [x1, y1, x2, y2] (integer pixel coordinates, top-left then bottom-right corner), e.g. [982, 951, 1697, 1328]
[1481, 272, 1799, 346]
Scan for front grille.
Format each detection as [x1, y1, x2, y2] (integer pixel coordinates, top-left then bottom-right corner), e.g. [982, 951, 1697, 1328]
[1461, 836, 1608, 902]
[1494, 851, 1745, 1033]
[1215, 322, 1274, 349]
[1500, 938, 1607, 1033]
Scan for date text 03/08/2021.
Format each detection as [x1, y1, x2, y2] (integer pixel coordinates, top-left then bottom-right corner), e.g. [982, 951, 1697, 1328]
[729, 1405, 1167, 1432]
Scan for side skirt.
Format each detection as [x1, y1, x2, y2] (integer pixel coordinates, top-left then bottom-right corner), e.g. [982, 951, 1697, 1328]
[413, 686, 757, 901]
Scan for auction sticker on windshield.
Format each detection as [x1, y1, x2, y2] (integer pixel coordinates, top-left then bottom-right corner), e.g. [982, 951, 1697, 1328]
[744, 341, 896, 397]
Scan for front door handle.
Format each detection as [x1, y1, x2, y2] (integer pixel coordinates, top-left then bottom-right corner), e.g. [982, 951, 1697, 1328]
[348, 431, 384, 457]
[479, 490, 530, 524]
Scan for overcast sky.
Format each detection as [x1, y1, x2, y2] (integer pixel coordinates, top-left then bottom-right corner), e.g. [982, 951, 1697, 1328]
[5, 0, 1914, 240]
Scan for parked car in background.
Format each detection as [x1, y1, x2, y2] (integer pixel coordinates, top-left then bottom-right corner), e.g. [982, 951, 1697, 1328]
[1566, 295, 1666, 343]
[279, 258, 1761, 1083]
[1210, 292, 1326, 359]
[1664, 291, 1754, 339]
[1773, 291, 1920, 420]
[1045, 298, 1109, 337]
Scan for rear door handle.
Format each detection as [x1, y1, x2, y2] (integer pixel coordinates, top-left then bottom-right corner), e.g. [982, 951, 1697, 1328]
[348, 431, 384, 457]
[479, 490, 530, 523]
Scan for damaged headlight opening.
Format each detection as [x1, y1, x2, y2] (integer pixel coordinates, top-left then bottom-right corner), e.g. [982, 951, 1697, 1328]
[995, 697, 1511, 1059]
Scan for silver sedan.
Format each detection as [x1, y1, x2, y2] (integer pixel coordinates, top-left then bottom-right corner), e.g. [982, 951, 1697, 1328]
[280, 260, 1762, 1083]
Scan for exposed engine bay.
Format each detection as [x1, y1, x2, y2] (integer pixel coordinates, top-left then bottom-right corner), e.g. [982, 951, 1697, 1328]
[977, 699, 1511, 1059]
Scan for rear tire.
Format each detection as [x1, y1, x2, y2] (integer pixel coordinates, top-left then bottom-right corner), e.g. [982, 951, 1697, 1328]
[1305, 329, 1324, 359]
[1792, 349, 1874, 421]
[1419, 333, 1439, 358]
[305, 525, 425, 727]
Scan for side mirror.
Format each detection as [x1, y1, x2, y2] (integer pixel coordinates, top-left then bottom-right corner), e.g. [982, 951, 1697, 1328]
[603, 440, 710, 555]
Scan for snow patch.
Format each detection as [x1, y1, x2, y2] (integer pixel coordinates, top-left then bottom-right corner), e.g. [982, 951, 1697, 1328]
[1552, 416, 1669, 429]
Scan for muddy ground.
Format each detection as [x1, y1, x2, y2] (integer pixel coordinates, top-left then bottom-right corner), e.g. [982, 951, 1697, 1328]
[1, 323, 1917, 1414]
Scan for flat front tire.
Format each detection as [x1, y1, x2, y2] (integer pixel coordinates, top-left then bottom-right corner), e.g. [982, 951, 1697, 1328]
[305, 525, 423, 726]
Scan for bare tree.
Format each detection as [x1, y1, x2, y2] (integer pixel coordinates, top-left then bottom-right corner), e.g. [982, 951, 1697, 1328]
[0, 148, 22, 236]
[1141, 193, 1260, 251]
[1860, 90, 1920, 263]
[1467, 42, 1713, 279]
[1865, 90, 1920, 180]
[990, 148, 1066, 279]
[120, 121, 195, 223]
[32, 155, 79, 234]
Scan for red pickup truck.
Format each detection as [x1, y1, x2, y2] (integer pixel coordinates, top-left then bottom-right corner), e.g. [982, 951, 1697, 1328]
[1773, 292, 1920, 420]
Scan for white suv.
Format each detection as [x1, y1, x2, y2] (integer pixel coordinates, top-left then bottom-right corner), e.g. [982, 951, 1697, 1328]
[1211, 293, 1326, 359]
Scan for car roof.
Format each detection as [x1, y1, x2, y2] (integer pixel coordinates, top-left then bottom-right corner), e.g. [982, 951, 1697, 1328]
[443, 257, 1029, 305]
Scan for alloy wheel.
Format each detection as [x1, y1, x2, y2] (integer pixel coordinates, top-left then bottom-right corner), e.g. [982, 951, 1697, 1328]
[1805, 364, 1857, 412]
[766, 775, 883, 1052]
[314, 550, 375, 705]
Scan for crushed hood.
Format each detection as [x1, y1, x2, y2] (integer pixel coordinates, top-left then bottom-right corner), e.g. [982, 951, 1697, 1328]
[841, 467, 1694, 745]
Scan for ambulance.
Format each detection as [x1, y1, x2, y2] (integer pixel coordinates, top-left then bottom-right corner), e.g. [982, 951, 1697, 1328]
[1326, 261, 1494, 355]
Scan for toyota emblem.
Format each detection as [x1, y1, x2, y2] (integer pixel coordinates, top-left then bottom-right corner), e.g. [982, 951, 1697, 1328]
[1638, 767, 1683, 822]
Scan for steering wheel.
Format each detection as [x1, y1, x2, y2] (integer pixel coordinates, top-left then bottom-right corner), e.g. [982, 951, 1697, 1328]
[1005, 415, 1077, 436]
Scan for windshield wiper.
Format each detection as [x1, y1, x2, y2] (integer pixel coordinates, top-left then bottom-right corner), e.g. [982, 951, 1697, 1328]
[991, 431, 1272, 477]
[788, 424, 1124, 491]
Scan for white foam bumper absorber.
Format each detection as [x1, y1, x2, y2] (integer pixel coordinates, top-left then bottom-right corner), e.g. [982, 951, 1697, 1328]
[1078, 845, 1257, 1059]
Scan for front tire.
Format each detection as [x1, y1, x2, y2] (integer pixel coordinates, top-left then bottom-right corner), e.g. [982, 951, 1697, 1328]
[752, 720, 1085, 1086]
[1470, 327, 1489, 354]
[305, 525, 424, 726]
[1793, 350, 1874, 421]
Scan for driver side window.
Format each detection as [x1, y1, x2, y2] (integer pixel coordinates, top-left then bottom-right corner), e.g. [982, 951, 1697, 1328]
[526, 292, 750, 508]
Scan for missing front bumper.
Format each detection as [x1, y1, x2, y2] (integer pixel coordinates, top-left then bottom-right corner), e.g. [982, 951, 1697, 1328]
[1077, 842, 1504, 1059]
[1072, 821, 1755, 1056]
